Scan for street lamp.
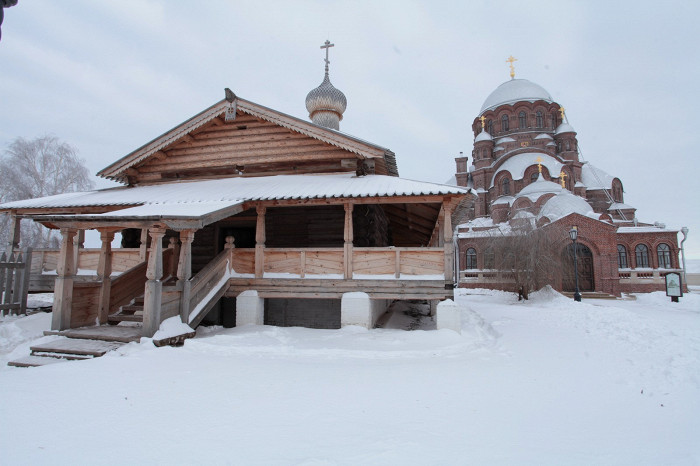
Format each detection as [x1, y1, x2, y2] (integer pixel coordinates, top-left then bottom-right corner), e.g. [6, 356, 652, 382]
[569, 226, 582, 302]
[680, 227, 689, 286]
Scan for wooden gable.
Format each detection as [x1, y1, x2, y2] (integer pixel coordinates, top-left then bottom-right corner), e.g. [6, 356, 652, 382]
[99, 97, 398, 185]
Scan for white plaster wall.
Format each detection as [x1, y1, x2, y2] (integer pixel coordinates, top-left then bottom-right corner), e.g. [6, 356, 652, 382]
[436, 299, 461, 333]
[341, 292, 386, 328]
[236, 290, 264, 326]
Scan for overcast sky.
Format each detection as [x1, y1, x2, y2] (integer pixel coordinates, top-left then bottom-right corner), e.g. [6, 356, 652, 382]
[1, 0, 698, 258]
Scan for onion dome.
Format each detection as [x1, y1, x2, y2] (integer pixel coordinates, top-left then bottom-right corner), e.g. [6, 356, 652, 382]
[480, 78, 553, 113]
[475, 129, 493, 142]
[555, 122, 576, 135]
[516, 174, 563, 200]
[306, 42, 347, 131]
[538, 191, 594, 222]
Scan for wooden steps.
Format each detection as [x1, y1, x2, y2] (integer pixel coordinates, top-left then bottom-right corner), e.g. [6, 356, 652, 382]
[108, 295, 144, 324]
[7, 325, 141, 368]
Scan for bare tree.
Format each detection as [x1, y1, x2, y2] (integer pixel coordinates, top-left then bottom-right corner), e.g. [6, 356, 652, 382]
[486, 220, 563, 299]
[0, 136, 95, 248]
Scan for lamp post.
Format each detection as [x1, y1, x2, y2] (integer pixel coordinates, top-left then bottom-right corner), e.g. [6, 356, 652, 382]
[569, 226, 582, 302]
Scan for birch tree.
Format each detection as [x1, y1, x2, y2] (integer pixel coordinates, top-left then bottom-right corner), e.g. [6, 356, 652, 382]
[0, 136, 95, 248]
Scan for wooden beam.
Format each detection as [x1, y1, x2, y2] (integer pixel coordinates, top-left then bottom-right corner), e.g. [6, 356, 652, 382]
[154, 150, 168, 161]
[97, 230, 115, 324]
[52, 228, 77, 331]
[344, 203, 353, 279]
[255, 206, 266, 278]
[142, 227, 166, 337]
[177, 229, 195, 323]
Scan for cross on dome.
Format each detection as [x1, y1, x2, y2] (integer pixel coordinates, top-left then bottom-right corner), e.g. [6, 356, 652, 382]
[506, 55, 517, 79]
[559, 171, 568, 188]
[321, 40, 334, 74]
[559, 106, 566, 121]
[479, 115, 487, 132]
[536, 156, 543, 173]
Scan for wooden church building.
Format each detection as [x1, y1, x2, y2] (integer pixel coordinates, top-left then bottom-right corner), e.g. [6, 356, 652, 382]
[0, 43, 469, 337]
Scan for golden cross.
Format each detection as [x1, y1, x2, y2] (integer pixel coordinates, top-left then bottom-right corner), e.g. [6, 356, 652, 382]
[535, 156, 543, 173]
[506, 55, 517, 79]
[559, 106, 566, 121]
[479, 115, 486, 132]
[559, 171, 567, 188]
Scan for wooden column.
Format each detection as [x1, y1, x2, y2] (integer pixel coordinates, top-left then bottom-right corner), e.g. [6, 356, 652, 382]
[96, 230, 115, 324]
[344, 203, 354, 279]
[442, 200, 454, 283]
[142, 227, 165, 337]
[139, 228, 149, 261]
[6, 214, 21, 255]
[255, 206, 266, 278]
[73, 230, 85, 271]
[52, 228, 77, 331]
[177, 230, 195, 323]
[169, 237, 180, 278]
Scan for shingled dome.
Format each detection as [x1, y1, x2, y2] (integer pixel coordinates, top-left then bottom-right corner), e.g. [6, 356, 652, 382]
[480, 78, 553, 113]
[305, 73, 347, 130]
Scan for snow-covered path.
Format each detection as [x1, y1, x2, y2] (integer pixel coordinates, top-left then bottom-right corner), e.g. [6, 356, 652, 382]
[0, 290, 698, 465]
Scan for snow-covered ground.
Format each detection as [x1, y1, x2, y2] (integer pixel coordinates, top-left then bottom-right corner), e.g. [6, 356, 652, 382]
[1, 289, 698, 465]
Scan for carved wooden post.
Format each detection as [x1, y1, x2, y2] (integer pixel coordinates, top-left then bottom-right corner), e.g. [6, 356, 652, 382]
[73, 229, 85, 272]
[177, 230, 195, 323]
[6, 213, 20, 256]
[255, 206, 266, 278]
[96, 230, 115, 324]
[344, 203, 354, 279]
[52, 228, 77, 331]
[142, 227, 165, 337]
[443, 199, 454, 283]
[139, 228, 149, 261]
[169, 237, 180, 278]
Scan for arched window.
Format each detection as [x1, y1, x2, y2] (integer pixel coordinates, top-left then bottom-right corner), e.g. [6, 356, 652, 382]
[530, 171, 539, 183]
[501, 115, 509, 132]
[635, 244, 649, 268]
[536, 111, 543, 128]
[519, 111, 527, 128]
[466, 248, 477, 269]
[487, 119, 493, 134]
[502, 177, 511, 196]
[617, 245, 628, 269]
[657, 243, 671, 268]
[565, 140, 571, 150]
[551, 114, 557, 129]
[484, 248, 495, 269]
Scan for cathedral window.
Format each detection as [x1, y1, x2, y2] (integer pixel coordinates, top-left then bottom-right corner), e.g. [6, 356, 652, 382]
[502, 177, 511, 195]
[466, 248, 477, 269]
[519, 111, 527, 128]
[617, 245, 628, 269]
[487, 119, 493, 134]
[536, 111, 543, 128]
[635, 244, 649, 268]
[551, 114, 557, 129]
[501, 115, 509, 131]
[566, 140, 571, 151]
[657, 243, 671, 268]
[530, 172, 539, 183]
[484, 248, 495, 269]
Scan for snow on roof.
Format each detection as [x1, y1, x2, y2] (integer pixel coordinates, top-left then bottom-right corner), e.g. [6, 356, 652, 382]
[617, 226, 677, 234]
[491, 153, 563, 186]
[581, 163, 616, 190]
[0, 173, 468, 214]
[492, 195, 514, 206]
[475, 130, 493, 142]
[495, 137, 516, 145]
[608, 202, 634, 210]
[516, 174, 563, 201]
[534, 133, 553, 140]
[480, 79, 553, 113]
[494, 146, 505, 152]
[555, 122, 576, 135]
[537, 191, 595, 222]
[444, 175, 457, 186]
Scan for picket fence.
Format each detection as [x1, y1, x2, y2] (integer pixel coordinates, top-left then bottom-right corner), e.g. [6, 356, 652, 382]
[0, 248, 33, 316]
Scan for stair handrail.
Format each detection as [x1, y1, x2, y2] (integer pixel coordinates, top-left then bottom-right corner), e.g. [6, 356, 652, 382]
[185, 248, 232, 327]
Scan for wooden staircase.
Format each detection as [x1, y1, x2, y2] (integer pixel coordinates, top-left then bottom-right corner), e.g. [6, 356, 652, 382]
[108, 295, 145, 324]
[7, 326, 142, 368]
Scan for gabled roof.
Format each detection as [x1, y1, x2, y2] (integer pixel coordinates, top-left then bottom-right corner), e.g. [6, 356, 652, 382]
[97, 96, 398, 181]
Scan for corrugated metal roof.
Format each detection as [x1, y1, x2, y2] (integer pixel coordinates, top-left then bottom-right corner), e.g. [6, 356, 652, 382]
[0, 174, 468, 212]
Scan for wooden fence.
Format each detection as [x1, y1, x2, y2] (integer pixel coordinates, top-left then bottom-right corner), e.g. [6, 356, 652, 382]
[0, 248, 33, 316]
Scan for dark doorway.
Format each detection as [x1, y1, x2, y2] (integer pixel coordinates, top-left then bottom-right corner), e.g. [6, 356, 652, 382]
[563, 243, 594, 292]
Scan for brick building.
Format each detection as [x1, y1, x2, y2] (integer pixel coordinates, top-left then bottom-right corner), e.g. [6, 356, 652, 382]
[452, 75, 683, 296]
